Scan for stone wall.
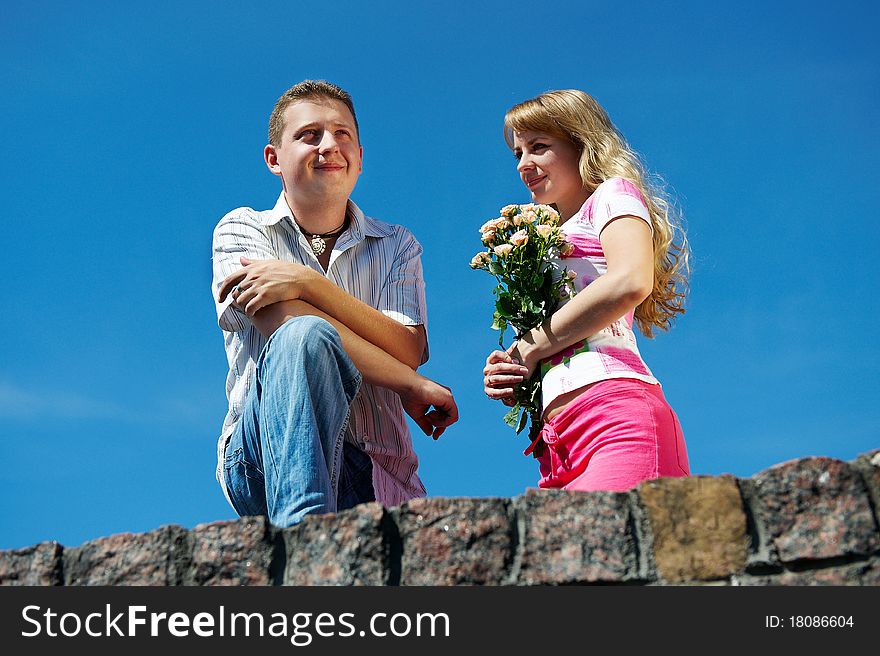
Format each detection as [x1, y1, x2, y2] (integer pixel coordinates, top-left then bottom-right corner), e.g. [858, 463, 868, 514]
[3, 451, 879, 586]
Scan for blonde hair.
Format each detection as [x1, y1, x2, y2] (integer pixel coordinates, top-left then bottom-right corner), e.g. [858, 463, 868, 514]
[268, 80, 359, 146]
[504, 89, 689, 337]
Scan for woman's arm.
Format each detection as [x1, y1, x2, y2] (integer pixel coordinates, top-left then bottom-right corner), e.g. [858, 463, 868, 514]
[483, 216, 653, 397]
[513, 215, 654, 374]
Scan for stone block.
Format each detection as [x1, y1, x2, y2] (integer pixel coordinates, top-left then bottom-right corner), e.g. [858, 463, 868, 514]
[752, 458, 879, 563]
[639, 476, 747, 583]
[0, 542, 63, 586]
[187, 516, 277, 586]
[284, 503, 388, 585]
[517, 489, 639, 584]
[64, 525, 189, 585]
[398, 497, 512, 585]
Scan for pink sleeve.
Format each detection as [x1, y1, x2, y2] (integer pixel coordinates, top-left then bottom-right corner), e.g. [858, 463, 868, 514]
[590, 178, 653, 235]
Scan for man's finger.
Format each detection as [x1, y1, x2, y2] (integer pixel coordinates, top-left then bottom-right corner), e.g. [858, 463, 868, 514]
[235, 288, 259, 313]
[426, 393, 456, 421]
[413, 414, 433, 437]
[424, 409, 451, 440]
[218, 269, 248, 302]
[441, 398, 458, 423]
[425, 408, 452, 426]
[243, 295, 267, 317]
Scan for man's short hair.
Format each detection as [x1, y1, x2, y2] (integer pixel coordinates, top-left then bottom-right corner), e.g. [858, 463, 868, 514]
[268, 80, 359, 146]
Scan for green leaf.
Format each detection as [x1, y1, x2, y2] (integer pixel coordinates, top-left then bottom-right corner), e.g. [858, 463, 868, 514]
[503, 404, 521, 428]
[496, 294, 517, 318]
[488, 262, 503, 276]
[514, 407, 529, 434]
[524, 298, 542, 315]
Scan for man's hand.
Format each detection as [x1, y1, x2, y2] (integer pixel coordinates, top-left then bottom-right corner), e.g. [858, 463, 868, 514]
[218, 257, 319, 317]
[483, 348, 530, 407]
[399, 375, 458, 440]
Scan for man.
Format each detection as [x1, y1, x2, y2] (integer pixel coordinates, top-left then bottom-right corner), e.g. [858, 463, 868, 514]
[211, 80, 457, 527]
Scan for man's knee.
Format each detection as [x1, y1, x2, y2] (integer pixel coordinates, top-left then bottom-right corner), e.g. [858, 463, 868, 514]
[260, 316, 358, 400]
[270, 315, 342, 363]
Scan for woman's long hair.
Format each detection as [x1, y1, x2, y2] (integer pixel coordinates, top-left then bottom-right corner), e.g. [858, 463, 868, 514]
[504, 89, 689, 337]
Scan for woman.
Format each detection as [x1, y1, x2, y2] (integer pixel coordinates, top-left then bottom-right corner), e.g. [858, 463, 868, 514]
[483, 89, 690, 492]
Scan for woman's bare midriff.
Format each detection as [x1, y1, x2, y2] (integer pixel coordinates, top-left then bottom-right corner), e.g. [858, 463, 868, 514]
[542, 381, 600, 423]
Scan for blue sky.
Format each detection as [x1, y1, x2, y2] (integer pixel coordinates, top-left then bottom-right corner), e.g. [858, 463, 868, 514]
[2, 0, 878, 550]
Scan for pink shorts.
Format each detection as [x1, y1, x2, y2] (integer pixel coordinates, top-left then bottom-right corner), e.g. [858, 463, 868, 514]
[533, 378, 689, 492]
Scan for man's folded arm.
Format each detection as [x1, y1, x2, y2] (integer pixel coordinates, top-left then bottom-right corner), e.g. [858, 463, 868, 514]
[251, 299, 417, 393]
[303, 275, 426, 371]
[251, 299, 456, 438]
[218, 257, 426, 370]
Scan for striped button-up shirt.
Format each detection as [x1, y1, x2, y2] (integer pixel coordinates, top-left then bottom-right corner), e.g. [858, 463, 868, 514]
[211, 192, 429, 508]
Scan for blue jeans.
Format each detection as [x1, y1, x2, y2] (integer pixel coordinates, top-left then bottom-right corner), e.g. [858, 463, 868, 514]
[223, 316, 375, 527]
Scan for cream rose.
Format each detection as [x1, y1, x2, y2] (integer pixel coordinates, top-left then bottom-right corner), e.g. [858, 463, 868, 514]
[536, 224, 554, 239]
[510, 230, 529, 247]
[536, 204, 560, 224]
[469, 252, 490, 268]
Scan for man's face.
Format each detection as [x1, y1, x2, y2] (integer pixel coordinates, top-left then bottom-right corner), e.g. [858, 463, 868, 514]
[265, 98, 363, 208]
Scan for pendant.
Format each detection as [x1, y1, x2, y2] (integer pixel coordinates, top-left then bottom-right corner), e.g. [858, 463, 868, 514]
[310, 236, 326, 256]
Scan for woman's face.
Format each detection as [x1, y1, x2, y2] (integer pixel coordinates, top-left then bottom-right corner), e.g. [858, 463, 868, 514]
[512, 129, 587, 220]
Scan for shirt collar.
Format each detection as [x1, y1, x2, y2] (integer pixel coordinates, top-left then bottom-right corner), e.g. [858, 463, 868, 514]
[261, 192, 393, 239]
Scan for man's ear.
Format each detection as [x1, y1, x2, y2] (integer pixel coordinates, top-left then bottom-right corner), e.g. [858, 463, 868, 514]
[264, 144, 281, 176]
[358, 145, 363, 174]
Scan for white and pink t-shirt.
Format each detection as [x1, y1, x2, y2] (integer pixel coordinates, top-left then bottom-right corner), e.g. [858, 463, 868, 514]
[540, 177, 659, 408]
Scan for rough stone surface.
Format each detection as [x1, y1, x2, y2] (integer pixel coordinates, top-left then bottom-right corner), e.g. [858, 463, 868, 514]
[398, 497, 512, 585]
[517, 489, 640, 584]
[0, 542, 63, 586]
[639, 476, 748, 582]
[187, 516, 278, 586]
[737, 558, 880, 586]
[852, 449, 880, 529]
[64, 525, 190, 585]
[855, 448, 880, 467]
[284, 503, 388, 585]
[751, 458, 879, 563]
[5, 453, 880, 587]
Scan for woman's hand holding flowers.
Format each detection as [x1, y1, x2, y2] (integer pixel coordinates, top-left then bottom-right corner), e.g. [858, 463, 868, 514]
[483, 349, 530, 406]
[471, 202, 576, 450]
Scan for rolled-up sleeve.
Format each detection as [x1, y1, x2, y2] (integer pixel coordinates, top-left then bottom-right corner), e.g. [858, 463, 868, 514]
[379, 228, 429, 363]
[591, 178, 653, 236]
[211, 209, 276, 332]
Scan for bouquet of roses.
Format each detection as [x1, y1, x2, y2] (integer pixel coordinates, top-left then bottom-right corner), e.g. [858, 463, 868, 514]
[470, 203, 576, 455]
